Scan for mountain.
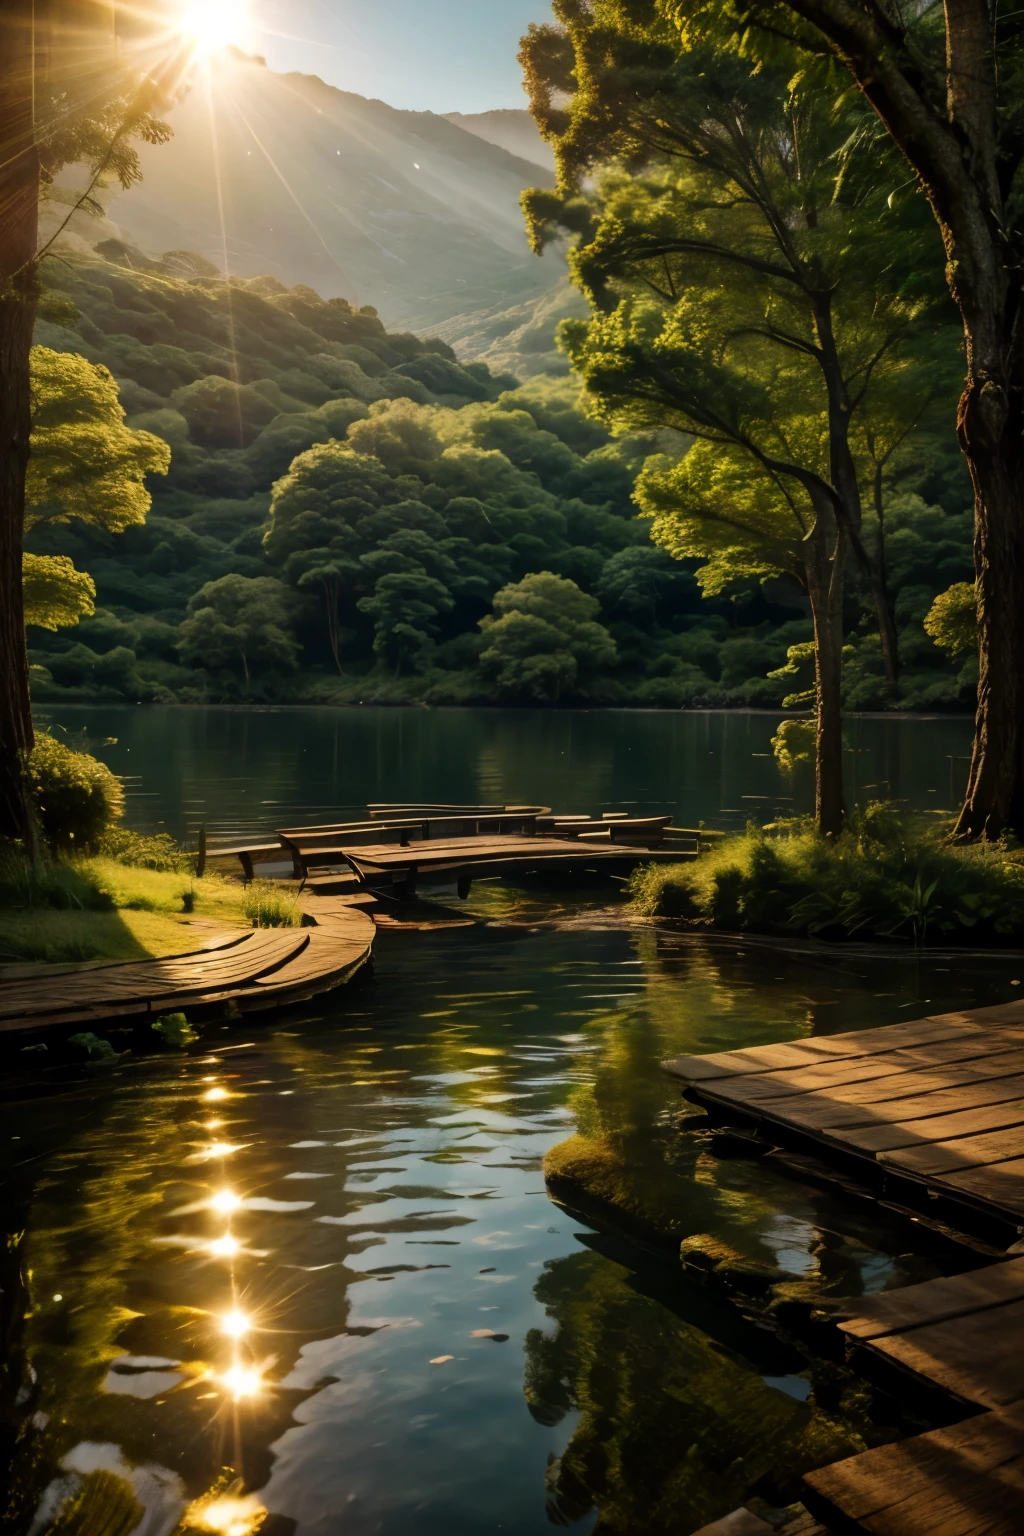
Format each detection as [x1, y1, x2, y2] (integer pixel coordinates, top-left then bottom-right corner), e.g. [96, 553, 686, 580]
[67, 52, 560, 332]
[443, 109, 555, 173]
[428, 279, 590, 378]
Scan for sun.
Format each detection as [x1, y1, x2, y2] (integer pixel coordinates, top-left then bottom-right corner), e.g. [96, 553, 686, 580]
[178, 0, 250, 56]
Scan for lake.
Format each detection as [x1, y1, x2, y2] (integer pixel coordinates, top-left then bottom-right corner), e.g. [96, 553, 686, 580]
[36, 704, 976, 843]
[4, 707, 1009, 1536]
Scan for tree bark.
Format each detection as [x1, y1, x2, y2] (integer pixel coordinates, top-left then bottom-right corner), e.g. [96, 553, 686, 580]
[324, 578, 343, 673]
[813, 296, 900, 687]
[0, 4, 41, 845]
[953, 385, 1024, 837]
[805, 509, 846, 838]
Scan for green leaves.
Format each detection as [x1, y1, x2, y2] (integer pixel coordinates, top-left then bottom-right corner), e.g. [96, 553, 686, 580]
[28, 347, 170, 536]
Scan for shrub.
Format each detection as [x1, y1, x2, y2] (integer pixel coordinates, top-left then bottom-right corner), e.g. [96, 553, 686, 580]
[29, 735, 124, 853]
[241, 880, 299, 928]
[98, 827, 191, 872]
[629, 803, 1024, 945]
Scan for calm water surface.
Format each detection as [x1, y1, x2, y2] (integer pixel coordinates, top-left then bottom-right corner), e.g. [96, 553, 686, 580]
[36, 705, 974, 841]
[5, 709, 1011, 1536]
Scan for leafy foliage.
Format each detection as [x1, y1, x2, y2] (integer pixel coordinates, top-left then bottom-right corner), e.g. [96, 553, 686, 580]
[27, 246, 973, 710]
[925, 583, 977, 656]
[28, 735, 125, 854]
[630, 807, 1024, 943]
[480, 572, 617, 700]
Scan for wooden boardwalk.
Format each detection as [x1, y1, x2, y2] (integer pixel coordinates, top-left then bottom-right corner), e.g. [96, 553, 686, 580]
[0, 902, 374, 1036]
[207, 802, 698, 890]
[663, 1009, 1024, 1533]
[797, 1263, 1024, 1534]
[663, 1001, 1024, 1243]
[316, 832, 685, 896]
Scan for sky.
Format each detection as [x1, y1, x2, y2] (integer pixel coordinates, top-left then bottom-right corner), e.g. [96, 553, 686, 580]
[251, 0, 555, 114]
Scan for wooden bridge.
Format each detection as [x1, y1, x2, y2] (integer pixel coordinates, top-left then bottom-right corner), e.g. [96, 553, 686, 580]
[205, 800, 701, 898]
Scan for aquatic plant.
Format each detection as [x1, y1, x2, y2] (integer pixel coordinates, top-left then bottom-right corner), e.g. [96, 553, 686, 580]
[241, 880, 299, 929]
[151, 1012, 197, 1048]
[69, 1032, 119, 1063]
[630, 803, 1024, 944]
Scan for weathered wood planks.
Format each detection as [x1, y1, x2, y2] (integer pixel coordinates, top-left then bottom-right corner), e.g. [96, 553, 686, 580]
[0, 904, 374, 1034]
[663, 1001, 1024, 1230]
[803, 1405, 1024, 1536]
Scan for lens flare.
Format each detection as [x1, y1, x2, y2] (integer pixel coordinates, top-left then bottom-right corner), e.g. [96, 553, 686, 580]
[210, 1189, 242, 1214]
[208, 1234, 240, 1258]
[221, 1363, 262, 1399]
[220, 1308, 251, 1338]
[200, 1142, 241, 1160]
[184, 1490, 267, 1536]
[178, 0, 250, 56]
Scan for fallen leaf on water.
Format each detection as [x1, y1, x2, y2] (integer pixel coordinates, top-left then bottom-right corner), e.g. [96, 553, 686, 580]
[429, 1355, 454, 1365]
[470, 1329, 494, 1338]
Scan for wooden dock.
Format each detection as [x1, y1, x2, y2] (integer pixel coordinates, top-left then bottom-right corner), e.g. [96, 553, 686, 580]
[663, 1009, 1024, 1533]
[797, 1262, 1024, 1534]
[663, 1002, 1024, 1245]
[0, 900, 374, 1036]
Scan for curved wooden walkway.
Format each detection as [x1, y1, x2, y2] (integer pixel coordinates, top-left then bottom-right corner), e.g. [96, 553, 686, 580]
[0, 903, 374, 1036]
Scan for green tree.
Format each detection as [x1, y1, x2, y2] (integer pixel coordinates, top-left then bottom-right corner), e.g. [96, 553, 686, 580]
[178, 574, 299, 688]
[25, 347, 170, 634]
[358, 572, 454, 673]
[518, 5, 949, 830]
[722, 0, 1024, 839]
[479, 572, 617, 702]
[925, 583, 977, 659]
[1, 3, 178, 843]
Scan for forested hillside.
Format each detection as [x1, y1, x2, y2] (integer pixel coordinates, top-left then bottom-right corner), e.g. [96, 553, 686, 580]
[26, 244, 974, 710]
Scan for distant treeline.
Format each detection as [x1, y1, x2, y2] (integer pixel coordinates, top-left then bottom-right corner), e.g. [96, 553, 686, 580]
[27, 243, 974, 710]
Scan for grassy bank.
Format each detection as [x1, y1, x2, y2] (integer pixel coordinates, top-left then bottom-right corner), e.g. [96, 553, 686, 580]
[0, 848, 299, 967]
[630, 805, 1024, 945]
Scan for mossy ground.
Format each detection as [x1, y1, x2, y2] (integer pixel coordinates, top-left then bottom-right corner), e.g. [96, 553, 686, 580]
[0, 858, 299, 966]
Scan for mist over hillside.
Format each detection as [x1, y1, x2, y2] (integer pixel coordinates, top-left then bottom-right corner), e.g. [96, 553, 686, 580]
[443, 109, 555, 173]
[81, 52, 560, 332]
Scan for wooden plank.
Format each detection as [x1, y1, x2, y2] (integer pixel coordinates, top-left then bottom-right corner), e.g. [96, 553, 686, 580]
[771, 1075, 1024, 1135]
[838, 1260, 1024, 1341]
[803, 1406, 1024, 1536]
[688, 1510, 774, 1536]
[0, 932, 310, 1020]
[931, 1158, 1024, 1220]
[860, 1297, 1024, 1408]
[841, 1098, 1024, 1154]
[880, 1125, 1024, 1179]
[703, 1041, 1024, 1109]
[662, 1016, 999, 1084]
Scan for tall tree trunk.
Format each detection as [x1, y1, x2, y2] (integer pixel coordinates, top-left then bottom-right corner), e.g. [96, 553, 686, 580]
[805, 511, 846, 838]
[324, 578, 343, 673]
[870, 460, 899, 685]
[0, 4, 41, 845]
[814, 297, 899, 687]
[953, 376, 1024, 837]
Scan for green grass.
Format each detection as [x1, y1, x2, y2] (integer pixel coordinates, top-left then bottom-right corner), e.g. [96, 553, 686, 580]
[0, 847, 300, 965]
[629, 803, 1024, 945]
[240, 879, 301, 928]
